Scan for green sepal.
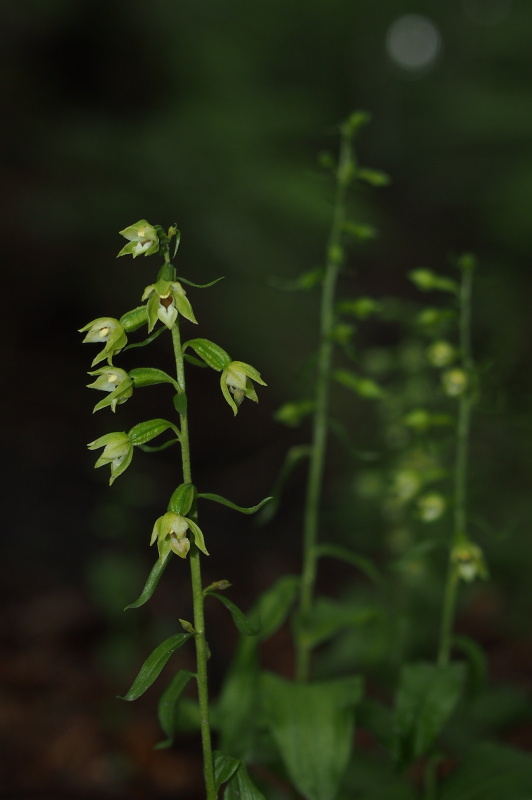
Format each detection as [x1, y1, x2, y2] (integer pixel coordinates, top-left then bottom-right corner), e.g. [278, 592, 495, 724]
[173, 391, 187, 414]
[119, 306, 148, 332]
[118, 633, 193, 701]
[156, 669, 196, 749]
[128, 418, 180, 446]
[357, 167, 391, 186]
[332, 369, 385, 399]
[187, 517, 209, 555]
[168, 483, 196, 516]
[129, 367, 179, 390]
[177, 275, 225, 289]
[183, 338, 232, 371]
[197, 492, 272, 515]
[205, 592, 260, 636]
[224, 762, 266, 799]
[124, 554, 170, 610]
[316, 543, 386, 591]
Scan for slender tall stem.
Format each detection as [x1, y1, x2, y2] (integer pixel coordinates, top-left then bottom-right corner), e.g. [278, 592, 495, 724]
[296, 123, 356, 681]
[171, 323, 216, 799]
[437, 263, 474, 668]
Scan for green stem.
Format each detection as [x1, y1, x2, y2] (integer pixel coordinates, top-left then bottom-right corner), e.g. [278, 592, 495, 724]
[437, 263, 474, 668]
[171, 323, 216, 800]
[296, 123, 356, 681]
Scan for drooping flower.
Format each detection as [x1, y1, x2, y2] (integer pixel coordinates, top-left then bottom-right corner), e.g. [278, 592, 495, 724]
[141, 279, 197, 331]
[221, 361, 267, 416]
[417, 493, 446, 522]
[150, 511, 208, 562]
[86, 367, 133, 412]
[451, 540, 488, 582]
[117, 220, 159, 258]
[79, 317, 128, 366]
[87, 431, 133, 484]
[442, 368, 468, 397]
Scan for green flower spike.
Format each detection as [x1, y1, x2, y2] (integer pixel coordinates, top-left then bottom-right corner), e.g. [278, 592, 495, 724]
[79, 317, 128, 366]
[87, 431, 133, 484]
[150, 511, 209, 562]
[221, 361, 267, 416]
[142, 279, 197, 331]
[86, 367, 133, 413]
[117, 219, 159, 258]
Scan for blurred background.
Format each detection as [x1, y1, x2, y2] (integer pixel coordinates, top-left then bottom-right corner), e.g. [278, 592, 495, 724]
[2, 0, 532, 797]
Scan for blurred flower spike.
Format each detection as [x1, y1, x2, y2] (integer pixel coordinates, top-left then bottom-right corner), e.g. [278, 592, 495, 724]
[451, 540, 488, 582]
[117, 219, 159, 258]
[87, 431, 133, 485]
[151, 511, 209, 562]
[142, 279, 197, 331]
[87, 367, 133, 413]
[222, 361, 267, 416]
[79, 317, 128, 366]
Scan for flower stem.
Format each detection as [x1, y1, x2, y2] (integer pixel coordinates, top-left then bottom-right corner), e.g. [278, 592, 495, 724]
[437, 260, 474, 668]
[171, 323, 216, 799]
[296, 121, 357, 681]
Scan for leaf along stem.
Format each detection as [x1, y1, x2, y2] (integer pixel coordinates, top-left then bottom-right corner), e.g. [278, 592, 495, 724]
[171, 322, 216, 799]
[296, 121, 357, 681]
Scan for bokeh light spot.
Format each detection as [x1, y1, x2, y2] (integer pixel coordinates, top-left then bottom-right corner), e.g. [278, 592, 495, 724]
[386, 14, 442, 72]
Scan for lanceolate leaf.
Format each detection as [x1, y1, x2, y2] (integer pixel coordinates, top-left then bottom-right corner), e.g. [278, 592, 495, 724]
[198, 492, 273, 515]
[125, 555, 169, 610]
[119, 633, 193, 701]
[156, 669, 196, 749]
[261, 673, 363, 800]
[252, 575, 300, 642]
[213, 751, 240, 792]
[316, 543, 386, 591]
[392, 661, 465, 769]
[224, 762, 267, 800]
[206, 592, 260, 636]
[123, 326, 166, 350]
[129, 418, 180, 446]
[129, 367, 179, 390]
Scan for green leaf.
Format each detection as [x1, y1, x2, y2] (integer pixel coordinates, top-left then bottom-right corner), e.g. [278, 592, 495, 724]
[332, 369, 385, 399]
[119, 633, 193, 701]
[182, 338, 231, 371]
[197, 492, 273, 515]
[256, 445, 311, 524]
[316, 543, 386, 591]
[213, 751, 240, 792]
[252, 575, 300, 642]
[439, 742, 532, 800]
[392, 661, 465, 769]
[129, 367, 179, 390]
[216, 638, 261, 755]
[274, 400, 315, 427]
[128, 418, 180, 446]
[123, 325, 166, 350]
[206, 592, 260, 636]
[452, 634, 488, 695]
[156, 669, 195, 749]
[296, 596, 379, 649]
[261, 672, 363, 800]
[125, 555, 169, 610]
[173, 391, 188, 415]
[138, 438, 180, 453]
[177, 275, 225, 289]
[224, 762, 266, 800]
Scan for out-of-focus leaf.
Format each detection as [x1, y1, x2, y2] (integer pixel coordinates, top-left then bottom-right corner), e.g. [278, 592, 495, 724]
[224, 762, 266, 799]
[156, 669, 195, 749]
[213, 750, 240, 792]
[296, 596, 379, 649]
[439, 742, 532, 800]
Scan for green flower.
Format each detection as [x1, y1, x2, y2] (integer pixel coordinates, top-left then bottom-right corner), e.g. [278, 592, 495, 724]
[117, 219, 159, 258]
[221, 361, 267, 416]
[150, 511, 208, 562]
[451, 540, 488, 582]
[87, 431, 133, 484]
[442, 368, 468, 397]
[142, 279, 197, 331]
[86, 367, 133, 413]
[417, 493, 446, 522]
[79, 317, 128, 366]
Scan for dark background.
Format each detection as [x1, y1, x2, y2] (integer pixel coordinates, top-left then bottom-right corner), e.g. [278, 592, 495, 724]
[2, 1, 532, 797]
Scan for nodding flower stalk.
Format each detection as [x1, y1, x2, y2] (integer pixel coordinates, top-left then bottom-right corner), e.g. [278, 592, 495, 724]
[80, 219, 266, 800]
